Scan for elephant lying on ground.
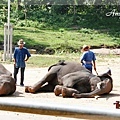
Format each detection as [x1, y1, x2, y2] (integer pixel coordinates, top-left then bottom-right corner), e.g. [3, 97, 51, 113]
[25, 60, 113, 98]
[0, 64, 16, 96]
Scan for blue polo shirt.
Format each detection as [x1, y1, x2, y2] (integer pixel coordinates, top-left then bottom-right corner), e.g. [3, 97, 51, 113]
[14, 47, 31, 68]
[80, 50, 96, 68]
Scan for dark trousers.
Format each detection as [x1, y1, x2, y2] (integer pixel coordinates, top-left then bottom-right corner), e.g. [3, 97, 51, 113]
[86, 67, 92, 73]
[14, 67, 25, 85]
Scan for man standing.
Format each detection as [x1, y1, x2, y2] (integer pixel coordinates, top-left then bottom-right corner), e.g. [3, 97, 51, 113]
[80, 45, 96, 73]
[13, 39, 31, 86]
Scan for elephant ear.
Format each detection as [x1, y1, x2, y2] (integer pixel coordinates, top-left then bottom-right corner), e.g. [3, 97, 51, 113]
[98, 68, 112, 77]
[48, 60, 66, 71]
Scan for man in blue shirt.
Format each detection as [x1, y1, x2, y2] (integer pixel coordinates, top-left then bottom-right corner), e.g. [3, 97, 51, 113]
[80, 45, 96, 73]
[13, 39, 31, 86]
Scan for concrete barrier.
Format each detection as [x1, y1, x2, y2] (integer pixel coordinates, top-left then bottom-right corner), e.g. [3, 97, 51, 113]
[0, 98, 120, 119]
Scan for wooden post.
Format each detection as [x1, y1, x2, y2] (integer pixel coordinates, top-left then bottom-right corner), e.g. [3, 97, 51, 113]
[3, 23, 13, 61]
[10, 25, 13, 61]
[3, 24, 7, 61]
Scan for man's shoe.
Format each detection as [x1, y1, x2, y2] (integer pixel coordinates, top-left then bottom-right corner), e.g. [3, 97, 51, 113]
[20, 84, 24, 86]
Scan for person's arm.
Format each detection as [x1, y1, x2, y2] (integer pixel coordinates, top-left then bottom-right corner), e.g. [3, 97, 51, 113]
[25, 57, 29, 61]
[80, 60, 84, 65]
[80, 52, 85, 65]
[93, 60, 96, 71]
[92, 52, 96, 71]
[25, 49, 31, 61]
[13, 48, 17, 64]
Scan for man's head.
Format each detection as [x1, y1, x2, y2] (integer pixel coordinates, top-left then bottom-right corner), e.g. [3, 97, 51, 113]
[17, 39, 25, 48]
[81, 45, 90, 52]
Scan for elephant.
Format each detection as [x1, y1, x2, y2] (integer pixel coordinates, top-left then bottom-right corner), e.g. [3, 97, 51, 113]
[0, 63, 16, 96]
[25, 60, 113, 98]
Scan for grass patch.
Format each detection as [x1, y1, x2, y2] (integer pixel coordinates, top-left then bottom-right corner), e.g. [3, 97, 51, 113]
[0, 50, 119, 68]
[0, 26, 119, 55]
[27, 53, 81, 67]
[13, 27, 120, 50]
[26, 53, 120, 68]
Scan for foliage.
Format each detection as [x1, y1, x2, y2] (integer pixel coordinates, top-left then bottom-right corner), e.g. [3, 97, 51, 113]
[0, 2, 120, 54]
[4, 26, 118, 54]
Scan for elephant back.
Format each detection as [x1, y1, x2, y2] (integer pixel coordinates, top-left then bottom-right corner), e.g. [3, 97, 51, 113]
[48, 60, 66, 71]
[57, 61, 91, 80]
[0, 63, 12, 76]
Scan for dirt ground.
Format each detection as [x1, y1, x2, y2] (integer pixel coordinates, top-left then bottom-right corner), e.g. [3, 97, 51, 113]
[0, 51, 120, 120]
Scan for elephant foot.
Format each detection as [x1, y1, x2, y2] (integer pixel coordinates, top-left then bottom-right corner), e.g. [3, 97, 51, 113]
[54, 85, 62, 96]
[25, 86, 36, 93]
[25, 86, 30, 93]
[62, 87, 79, 98]
[0, 82, 10, 95]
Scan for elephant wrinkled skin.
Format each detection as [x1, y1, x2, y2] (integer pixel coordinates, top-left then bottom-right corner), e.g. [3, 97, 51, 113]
[25, 61, 113, 98]
[0, 64, 16, 96]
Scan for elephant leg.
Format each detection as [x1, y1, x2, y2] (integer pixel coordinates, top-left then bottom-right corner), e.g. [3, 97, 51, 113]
[54, 85, 63, 96]
[25, 73, 57, 93]
[62, 87, 79, 98]
[37, 84, 55, 92]
[25, 84, 55, 93]
[0, 82, 11, 95]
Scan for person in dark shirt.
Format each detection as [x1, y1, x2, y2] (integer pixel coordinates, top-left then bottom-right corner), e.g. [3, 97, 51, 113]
[13, 39, 31, 86]
[80, 45, 96, 73]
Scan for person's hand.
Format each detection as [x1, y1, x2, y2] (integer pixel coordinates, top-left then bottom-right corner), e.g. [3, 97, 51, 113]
[25, 57, 29, 61]
[13, 59, 16, 64]
[25, 59, 28, 61]
[94, 66, 96, 71]
[94, 67, 98, 75]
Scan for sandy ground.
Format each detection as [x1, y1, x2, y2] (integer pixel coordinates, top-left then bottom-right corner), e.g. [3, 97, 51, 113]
[0, 53, 120, 120]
